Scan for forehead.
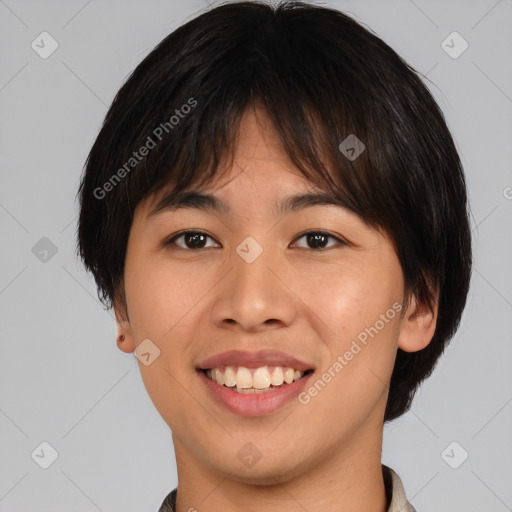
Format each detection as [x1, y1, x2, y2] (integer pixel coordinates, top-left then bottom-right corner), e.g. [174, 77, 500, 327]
[135, 107, 371, 230]
[141, 108, 337, 210]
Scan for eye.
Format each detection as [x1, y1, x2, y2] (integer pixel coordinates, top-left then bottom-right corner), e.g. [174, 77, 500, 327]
[165, 230, 220, 250]
[164, 229, 346, 251]
[291, 230, 346, 250]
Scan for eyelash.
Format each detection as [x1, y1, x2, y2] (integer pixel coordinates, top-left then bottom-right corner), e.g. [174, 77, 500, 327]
[164, 230, 347, 251]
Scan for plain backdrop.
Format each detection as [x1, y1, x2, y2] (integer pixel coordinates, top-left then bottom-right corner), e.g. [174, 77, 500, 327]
[0, 0, 511, 511]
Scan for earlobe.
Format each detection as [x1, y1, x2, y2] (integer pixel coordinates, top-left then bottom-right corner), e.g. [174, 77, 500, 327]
[116, 331, 136, 353]
[397, 295, 438, 353]
[114, 307, 136, 354]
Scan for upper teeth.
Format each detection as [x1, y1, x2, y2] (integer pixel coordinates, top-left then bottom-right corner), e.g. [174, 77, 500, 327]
[205, 366, 305, 389]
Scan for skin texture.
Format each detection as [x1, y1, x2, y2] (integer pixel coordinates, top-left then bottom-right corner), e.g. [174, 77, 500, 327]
[115, 108, 437, 512]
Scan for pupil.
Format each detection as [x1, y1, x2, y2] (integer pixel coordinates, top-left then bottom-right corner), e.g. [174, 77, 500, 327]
[186, 233, 206, 248]
[308, 233, 327, 248]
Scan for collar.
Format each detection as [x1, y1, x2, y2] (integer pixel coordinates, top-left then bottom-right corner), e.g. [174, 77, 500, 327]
[158, 465, 416, 512]
[384, 465, 417, 512]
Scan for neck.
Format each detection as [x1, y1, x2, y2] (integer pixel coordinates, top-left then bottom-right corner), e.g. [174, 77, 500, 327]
[172, 423, 388, 512]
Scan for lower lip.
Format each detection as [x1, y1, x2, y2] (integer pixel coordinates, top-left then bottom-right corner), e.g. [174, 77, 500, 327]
[198, 370, 314, 416]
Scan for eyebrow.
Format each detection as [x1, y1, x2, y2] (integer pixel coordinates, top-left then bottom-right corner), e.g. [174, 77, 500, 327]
[148, 190, 351, 218]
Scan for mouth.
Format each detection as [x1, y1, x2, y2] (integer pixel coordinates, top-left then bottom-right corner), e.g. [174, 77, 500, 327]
[197, 365, 315, 416]
[196, 349, 315, 415]
[200, 366, 315, 394]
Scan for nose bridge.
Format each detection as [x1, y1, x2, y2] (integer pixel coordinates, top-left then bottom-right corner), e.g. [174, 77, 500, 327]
[210, 234, 296, 331]
[234, 234, 274, 296]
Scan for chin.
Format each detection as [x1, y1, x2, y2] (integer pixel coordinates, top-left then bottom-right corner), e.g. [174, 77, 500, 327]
[209, 448, 311, 486]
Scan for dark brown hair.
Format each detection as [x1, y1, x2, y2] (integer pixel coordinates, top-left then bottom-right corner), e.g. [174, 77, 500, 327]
[76, 0, 472, 421]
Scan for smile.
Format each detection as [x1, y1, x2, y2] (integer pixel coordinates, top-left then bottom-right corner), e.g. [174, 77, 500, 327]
[199, 366, 314, 416]
[203, 365, 313, 393]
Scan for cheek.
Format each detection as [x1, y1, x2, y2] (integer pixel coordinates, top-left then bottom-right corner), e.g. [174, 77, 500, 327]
[123, 258, 206, 410]
[124, 253, 207, 339]
[297, 258, 403, 413]
[299, 258, 401, 341]
[296, 266, 401, 432]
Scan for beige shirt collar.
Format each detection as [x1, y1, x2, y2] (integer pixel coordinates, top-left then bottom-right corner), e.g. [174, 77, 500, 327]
[386, 466, 417, 512]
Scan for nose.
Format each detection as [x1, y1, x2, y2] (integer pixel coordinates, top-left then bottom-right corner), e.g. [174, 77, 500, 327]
[209, 243, 298, 333]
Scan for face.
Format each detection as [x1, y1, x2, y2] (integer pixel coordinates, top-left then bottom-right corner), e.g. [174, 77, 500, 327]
[116, 108, 434, 484]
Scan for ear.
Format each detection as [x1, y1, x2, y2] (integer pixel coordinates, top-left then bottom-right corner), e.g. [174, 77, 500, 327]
[397, 293, 438, 353]
[114, 298, 136, 354]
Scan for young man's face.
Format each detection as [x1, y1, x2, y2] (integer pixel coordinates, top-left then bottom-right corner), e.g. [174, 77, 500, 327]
[116, 109, 435, 484]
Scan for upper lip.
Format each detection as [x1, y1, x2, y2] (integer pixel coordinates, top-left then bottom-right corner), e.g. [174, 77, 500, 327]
[197, 349, 314, 372]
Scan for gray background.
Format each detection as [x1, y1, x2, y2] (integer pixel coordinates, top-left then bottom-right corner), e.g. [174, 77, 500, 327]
[1, 0, 511, 510]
